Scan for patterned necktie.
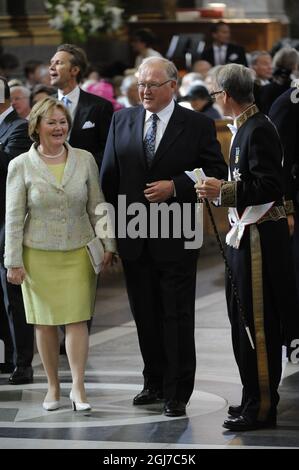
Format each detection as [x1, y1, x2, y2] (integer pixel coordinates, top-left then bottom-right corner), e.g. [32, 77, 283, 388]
[61, 96, 71, 108]
[144, 113, 159, 167]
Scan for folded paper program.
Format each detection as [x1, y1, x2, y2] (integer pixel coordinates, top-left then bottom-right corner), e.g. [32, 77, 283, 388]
[185, 167, 207, 184]
[184, 168, 204, 249]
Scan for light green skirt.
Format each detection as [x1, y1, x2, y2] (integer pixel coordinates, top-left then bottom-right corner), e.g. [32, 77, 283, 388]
[22, 246, 97, 325]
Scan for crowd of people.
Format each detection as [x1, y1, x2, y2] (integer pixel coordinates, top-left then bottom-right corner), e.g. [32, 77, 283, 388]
[1, 21, 299, 431]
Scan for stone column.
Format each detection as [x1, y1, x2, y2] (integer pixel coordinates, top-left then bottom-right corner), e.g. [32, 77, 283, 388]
[162, 0, 177, 19]
[285, 0, 299, 37]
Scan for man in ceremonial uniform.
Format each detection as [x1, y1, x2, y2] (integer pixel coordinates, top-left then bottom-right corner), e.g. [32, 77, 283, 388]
[197, 64, 299, 431]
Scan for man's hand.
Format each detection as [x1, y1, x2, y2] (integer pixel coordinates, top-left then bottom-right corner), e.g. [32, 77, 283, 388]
[7, 267, 26, 285]
[144, 180, 174, 203]
[196, 177, 222, 200]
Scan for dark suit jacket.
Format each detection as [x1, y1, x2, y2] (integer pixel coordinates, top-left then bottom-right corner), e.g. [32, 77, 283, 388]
[258, 80, 291, 115]
[269, 87, 299, 205]
[68, 89, 113, 170]
[200, 43, 248, 67]
[100, 103, 227, 262]
[0, 109, 31, 261]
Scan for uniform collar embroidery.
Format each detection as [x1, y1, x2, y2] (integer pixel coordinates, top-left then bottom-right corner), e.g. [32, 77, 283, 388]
[235, 104, 259, 129]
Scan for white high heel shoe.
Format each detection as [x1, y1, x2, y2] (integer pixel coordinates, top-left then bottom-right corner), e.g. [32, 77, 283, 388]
[69, 391, 91, 411]
[42, 400, 60, 411]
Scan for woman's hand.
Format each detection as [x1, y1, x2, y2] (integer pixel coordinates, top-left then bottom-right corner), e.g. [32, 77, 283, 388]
[101, 252, 115, 272]
[7, 267, 26, 285]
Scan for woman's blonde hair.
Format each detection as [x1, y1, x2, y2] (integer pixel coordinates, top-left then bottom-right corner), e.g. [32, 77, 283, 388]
[28, 96, 72, 143]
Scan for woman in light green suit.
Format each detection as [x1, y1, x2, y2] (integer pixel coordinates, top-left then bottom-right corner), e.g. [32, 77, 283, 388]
[4, 97, 116, 411]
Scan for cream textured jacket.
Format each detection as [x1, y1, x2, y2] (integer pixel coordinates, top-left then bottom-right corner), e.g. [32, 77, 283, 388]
[4, 143, 116, 268]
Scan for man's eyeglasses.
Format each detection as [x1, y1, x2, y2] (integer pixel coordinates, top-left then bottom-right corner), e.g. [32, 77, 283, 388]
[210, 90, 224, 100]
[137, 79, 172, 90]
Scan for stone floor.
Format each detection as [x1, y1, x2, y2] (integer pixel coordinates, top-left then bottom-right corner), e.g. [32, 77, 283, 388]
[0, 252, 299, 449]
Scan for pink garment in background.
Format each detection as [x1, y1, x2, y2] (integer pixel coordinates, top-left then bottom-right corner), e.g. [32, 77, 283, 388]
[86, 80, 123, 112]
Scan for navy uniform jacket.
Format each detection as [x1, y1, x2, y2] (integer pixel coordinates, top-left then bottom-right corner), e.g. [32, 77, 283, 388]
[220, 105, 299, 344]
[221, 107, 284, 215]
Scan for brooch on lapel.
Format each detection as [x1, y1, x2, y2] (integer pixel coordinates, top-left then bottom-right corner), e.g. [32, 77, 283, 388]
[232, 168, 242, 181]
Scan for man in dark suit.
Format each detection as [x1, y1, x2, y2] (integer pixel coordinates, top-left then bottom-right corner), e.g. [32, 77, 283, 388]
[200, 22, 247, 67]
[0, 76, 34, 384]
[100, 57, 227, 417]
[269, 87, 299, 291]
[197, 64, 299, 431]
[49, 43, 113, 170]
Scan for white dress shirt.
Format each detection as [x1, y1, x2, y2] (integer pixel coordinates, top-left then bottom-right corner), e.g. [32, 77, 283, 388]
[213, 44, 227, 66]
[58, 86, 80, 120]
[143, 99, 175, 152]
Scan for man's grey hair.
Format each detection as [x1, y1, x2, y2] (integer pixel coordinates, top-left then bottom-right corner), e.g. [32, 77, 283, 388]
[272, 47, 299, 72]
[138, 57, 178, 82]
[214, 64, 255, 104]
[10, 85, 30, 98]
[250, 51, 271, 67]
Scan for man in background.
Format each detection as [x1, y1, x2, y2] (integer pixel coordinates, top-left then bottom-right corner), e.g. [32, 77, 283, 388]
[0, 76, 33, 384]
[200, 22, 247, 67]
[49, 43, 113, 170]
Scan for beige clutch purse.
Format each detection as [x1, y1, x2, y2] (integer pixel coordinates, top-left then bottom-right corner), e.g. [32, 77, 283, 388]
[86, 237, 105, 274]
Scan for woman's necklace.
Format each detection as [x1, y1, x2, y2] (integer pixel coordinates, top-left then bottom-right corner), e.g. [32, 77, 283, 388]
[38, 145, 65, 159]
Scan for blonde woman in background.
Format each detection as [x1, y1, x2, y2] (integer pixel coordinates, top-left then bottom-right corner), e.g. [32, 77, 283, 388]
[4, 97, 116, 411]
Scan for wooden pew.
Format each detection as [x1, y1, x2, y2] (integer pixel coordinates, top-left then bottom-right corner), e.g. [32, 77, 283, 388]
[203, 119, 232, 237]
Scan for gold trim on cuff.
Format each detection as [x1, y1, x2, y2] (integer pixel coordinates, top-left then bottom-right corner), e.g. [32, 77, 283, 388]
[220, 181, 237, 207]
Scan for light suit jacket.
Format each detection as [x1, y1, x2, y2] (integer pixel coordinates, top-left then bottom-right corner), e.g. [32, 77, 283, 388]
[4, 142, 116, 268]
